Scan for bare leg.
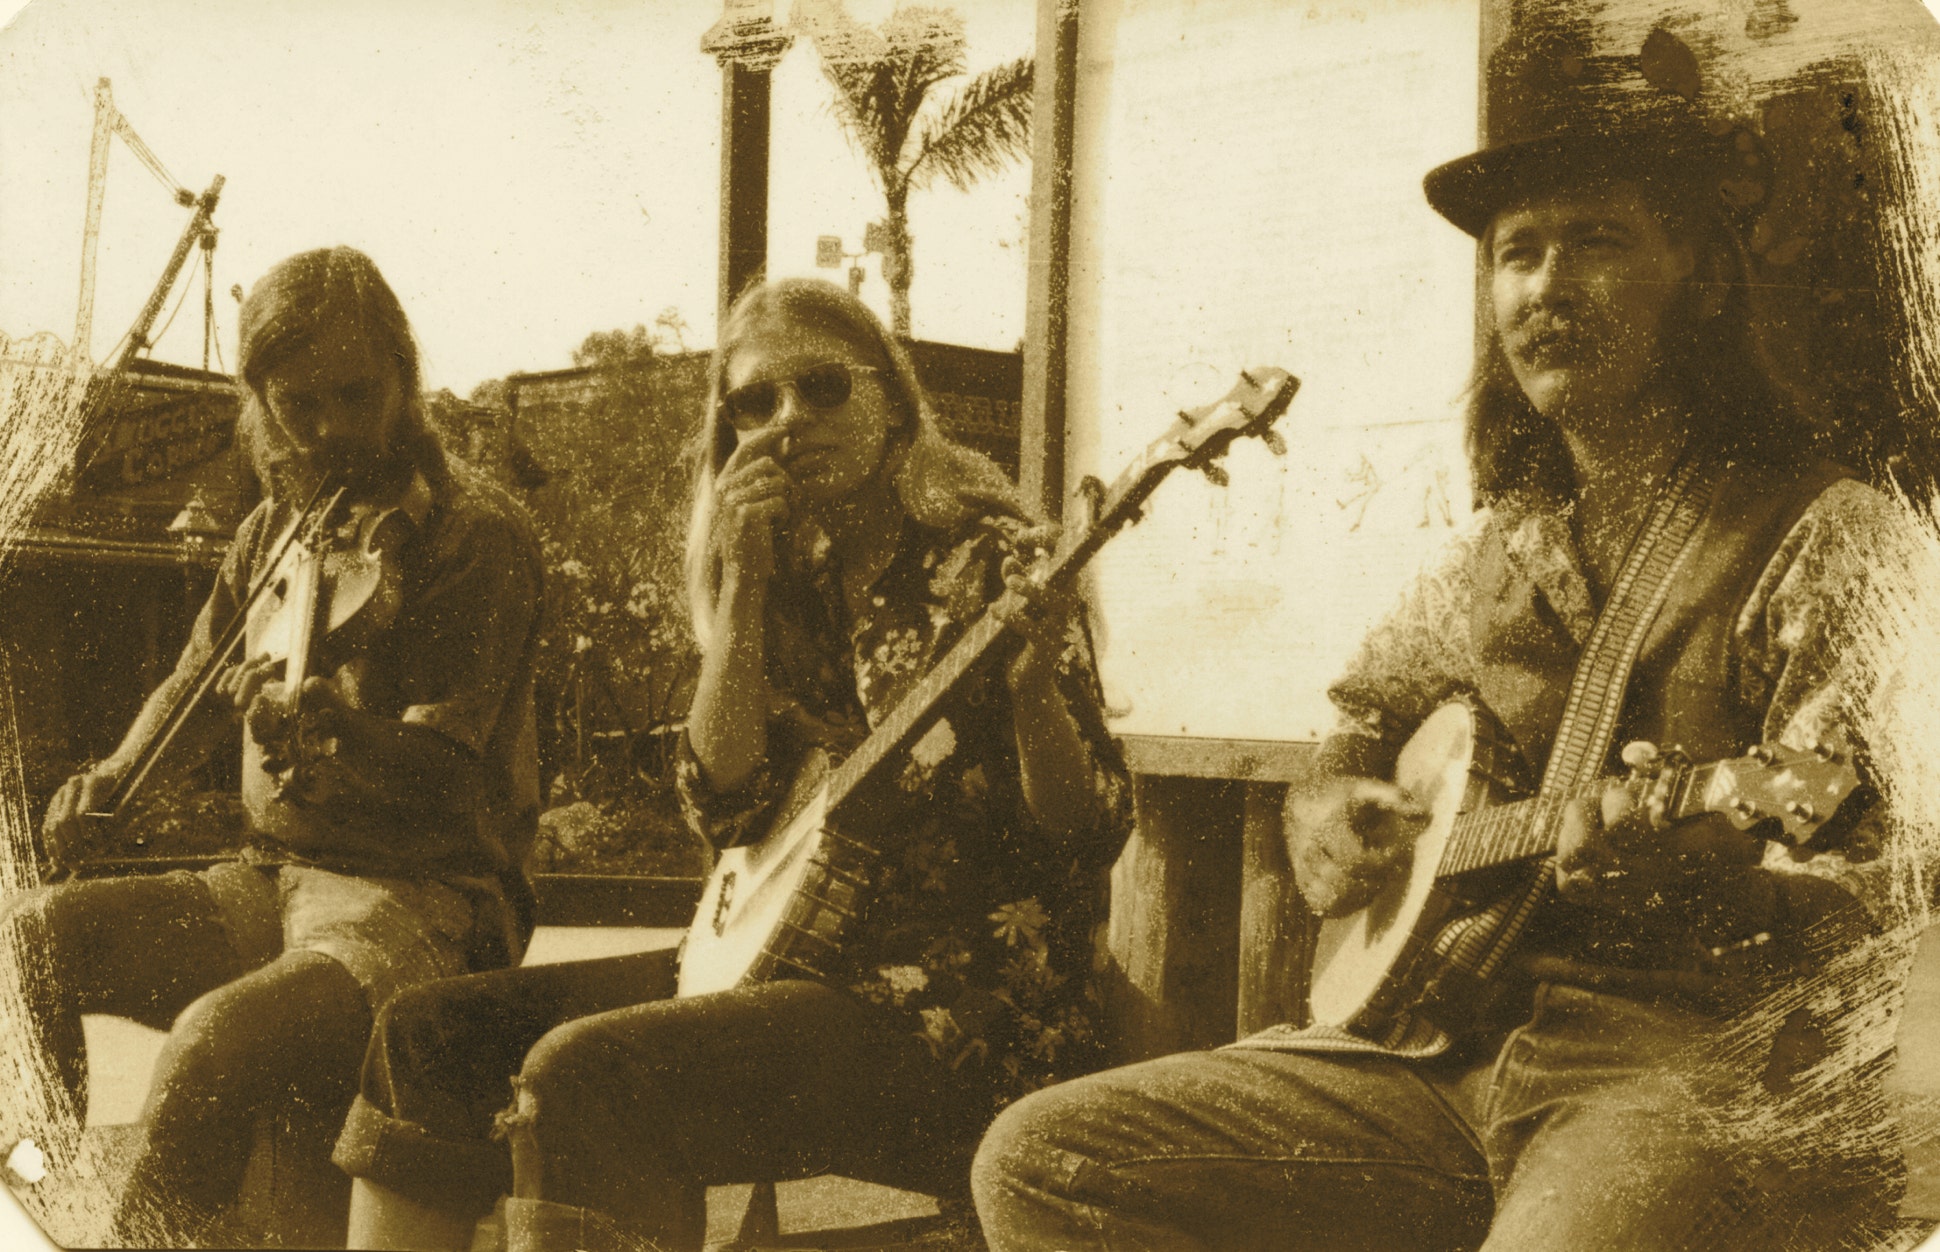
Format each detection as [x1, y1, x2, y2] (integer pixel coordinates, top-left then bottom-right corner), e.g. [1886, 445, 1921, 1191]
[112, 949, 372, 1244]
[349, 1176, 482, 1252]
[0, 872, 249, 1120]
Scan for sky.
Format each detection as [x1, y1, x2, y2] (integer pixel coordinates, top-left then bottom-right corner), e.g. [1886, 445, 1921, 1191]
[0, 0, 1036, 396]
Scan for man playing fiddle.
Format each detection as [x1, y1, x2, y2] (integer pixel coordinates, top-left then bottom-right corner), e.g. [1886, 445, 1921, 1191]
[974, 22, 1908, 1251]
[6, 246, 544, 1245]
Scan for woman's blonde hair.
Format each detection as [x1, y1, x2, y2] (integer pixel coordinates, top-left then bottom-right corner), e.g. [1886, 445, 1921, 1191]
[685, 278, 1028, 645]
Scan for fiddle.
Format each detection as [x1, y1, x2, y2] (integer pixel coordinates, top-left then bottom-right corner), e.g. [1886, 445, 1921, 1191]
[246, 487, 412, 806]
[82, 478, 412, 825]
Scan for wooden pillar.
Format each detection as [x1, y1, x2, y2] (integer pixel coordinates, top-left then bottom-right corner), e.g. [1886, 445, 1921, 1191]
[702, 11, 793, 325]
[1236, 781, 1317, 1035]
[1020, 0, 1080, 519]
[1105, 775, 1244, 1062]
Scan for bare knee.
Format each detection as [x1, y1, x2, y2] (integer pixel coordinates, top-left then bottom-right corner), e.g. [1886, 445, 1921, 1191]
[156, 984, 253, 1103]
[0, 886, 72, 970]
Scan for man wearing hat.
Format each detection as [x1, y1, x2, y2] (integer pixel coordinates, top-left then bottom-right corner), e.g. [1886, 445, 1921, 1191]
[969, 19, 1907, 1251]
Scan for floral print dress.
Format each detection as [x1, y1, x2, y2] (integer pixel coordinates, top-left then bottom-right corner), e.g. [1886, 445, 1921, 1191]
[676, 512, 1135, 1110]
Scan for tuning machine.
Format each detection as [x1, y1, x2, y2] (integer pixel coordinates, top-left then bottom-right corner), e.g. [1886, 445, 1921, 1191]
[1075, 476, 1107, 528]
[1620, 740, 1662, 779]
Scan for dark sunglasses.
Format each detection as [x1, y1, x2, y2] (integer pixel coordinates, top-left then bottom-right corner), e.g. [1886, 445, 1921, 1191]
[719, 361, 883, 431]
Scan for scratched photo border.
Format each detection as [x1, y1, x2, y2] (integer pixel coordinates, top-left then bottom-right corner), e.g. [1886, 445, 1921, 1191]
[5, 1, 1940, 1250]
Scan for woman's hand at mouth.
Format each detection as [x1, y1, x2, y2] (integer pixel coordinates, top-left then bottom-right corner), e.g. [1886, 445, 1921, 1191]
[714, 427, 793, 583]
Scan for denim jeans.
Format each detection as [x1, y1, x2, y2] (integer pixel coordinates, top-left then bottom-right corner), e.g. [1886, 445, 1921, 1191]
[335, 947, 991, 1252]
[973, 983, 1899, 1251]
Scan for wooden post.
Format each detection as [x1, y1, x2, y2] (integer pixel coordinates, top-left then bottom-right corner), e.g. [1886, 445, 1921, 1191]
[1105, 775, 1244, 1062]
[702, 10, 792, 326]
[1020, 0, 1080, 519]
[1237, 781, 1317, 1035]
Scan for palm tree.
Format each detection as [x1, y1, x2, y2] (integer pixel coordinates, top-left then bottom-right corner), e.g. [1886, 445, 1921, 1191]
[795, 2, 1033, 336]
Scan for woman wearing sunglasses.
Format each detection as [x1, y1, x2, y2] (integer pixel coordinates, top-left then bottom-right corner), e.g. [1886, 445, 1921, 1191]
[334, 278, 1133, 1252]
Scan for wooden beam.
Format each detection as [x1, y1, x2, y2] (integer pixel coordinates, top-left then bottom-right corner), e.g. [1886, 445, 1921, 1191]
[65, 861, 705, 929]
[1119, 734, 1314, 783]
[1020, 0, 1080, 519]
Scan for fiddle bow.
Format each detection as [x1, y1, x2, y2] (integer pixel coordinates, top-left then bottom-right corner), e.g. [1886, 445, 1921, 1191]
[81, 475, 409, 825]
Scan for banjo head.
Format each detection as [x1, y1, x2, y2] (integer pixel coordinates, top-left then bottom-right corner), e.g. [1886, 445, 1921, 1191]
[677, 782, 831, 998]
[1307, 701, 1472, 1029]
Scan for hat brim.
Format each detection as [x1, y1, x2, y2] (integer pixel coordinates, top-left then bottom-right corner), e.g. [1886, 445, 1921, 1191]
[1424, 127, 1723, 238]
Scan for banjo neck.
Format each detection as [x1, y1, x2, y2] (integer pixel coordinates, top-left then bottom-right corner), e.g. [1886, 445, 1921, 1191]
[675, 369, 1299, 1000]
[1436, 764, 1725, 878]
[821, 516, 1112, 813]
[820, 370, 1301, 819]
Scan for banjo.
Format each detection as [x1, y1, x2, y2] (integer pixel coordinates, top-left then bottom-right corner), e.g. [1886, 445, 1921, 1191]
[677, 367, 1300, 996]
[1307, 698, 1869, 1043]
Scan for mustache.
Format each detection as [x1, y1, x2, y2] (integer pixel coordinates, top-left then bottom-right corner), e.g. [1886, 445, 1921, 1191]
[283, 439, 410, 495]
[1504, 306, 1596, 362]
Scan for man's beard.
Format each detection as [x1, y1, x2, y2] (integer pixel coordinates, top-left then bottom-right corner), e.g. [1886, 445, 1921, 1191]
[279, 439, 414, 503]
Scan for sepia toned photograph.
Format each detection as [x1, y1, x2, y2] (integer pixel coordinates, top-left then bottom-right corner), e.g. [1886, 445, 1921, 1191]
[4, 0, 1940, 1249]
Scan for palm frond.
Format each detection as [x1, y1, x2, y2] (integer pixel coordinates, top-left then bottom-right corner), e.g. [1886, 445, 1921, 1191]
[906, 56, 1034, 193]
[881, 6, 966, 144]
[799, 2, 970, 183]
[798, 1, 900, 175]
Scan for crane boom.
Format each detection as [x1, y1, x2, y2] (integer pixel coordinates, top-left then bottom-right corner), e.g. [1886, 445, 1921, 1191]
[73, 78, 115, 362]
[73, 78, 225, 372]
[115, 176, 224, 373]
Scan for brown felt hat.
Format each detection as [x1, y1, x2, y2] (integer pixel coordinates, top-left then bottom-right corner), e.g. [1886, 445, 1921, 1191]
[1424, 18, 1737, 238]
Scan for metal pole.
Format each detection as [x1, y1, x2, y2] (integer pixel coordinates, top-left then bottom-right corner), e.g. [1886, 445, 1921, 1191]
[73, 78, 116, 362]
[116, 174, 224, 372]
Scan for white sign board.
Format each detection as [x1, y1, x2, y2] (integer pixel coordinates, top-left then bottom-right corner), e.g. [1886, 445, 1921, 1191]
[1066, 0, 1482, 744]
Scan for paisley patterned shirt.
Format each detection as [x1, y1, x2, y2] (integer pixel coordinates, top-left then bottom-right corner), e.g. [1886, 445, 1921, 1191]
[676, 512, 1134, 1108]
[1316, 471, 1913, 985]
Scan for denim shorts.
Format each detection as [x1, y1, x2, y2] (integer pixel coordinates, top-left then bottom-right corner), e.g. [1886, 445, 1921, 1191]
[200, 859, 479, 1010]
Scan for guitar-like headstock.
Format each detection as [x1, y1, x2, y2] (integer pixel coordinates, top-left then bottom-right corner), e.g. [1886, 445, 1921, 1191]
[1701, 741, 1866, 847]
[1075, 368, 1299, 538]
[1633, 738, 1866, 849]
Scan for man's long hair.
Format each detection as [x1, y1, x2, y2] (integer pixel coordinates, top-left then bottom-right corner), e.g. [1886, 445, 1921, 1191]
[234, 246, 447, 496]
[1467, 187, 1811, 506]
[684, 278, 1027, 645]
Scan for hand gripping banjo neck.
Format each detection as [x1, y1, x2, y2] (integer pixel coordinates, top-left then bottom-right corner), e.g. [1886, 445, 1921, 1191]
[676, 368, 1300, 997]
